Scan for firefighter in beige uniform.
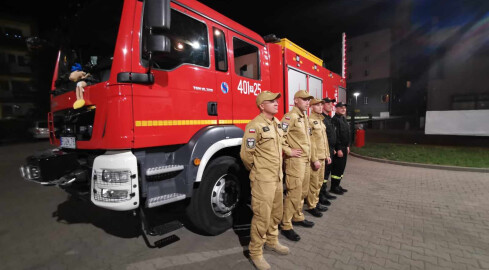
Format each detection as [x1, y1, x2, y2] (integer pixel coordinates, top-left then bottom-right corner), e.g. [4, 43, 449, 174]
[240, 91, 289, 270]
[280, 90, 315, 242]
[305, 98, 332, 217]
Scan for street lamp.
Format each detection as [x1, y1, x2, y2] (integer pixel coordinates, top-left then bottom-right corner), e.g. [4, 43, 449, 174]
[353, 92, 360, 105]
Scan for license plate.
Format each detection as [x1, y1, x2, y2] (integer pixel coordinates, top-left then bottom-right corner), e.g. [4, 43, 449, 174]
[60, 137, 76, 149]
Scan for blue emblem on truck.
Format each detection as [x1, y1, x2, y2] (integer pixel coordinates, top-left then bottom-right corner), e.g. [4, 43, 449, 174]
[221, 82, 229, 94]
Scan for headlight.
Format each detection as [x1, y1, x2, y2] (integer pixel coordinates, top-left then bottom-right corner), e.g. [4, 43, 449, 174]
[102, 169, 131, 183]
[101, 189, 128, 199]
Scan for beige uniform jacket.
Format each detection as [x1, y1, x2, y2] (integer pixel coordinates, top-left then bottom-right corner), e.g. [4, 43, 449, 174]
[309, 112, 330, 162]
[240, 113, 284, 182]
[281, 106, 311, 161]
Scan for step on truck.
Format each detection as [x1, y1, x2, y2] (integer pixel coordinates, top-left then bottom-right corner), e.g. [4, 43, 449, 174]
[20, 0, 346, 237]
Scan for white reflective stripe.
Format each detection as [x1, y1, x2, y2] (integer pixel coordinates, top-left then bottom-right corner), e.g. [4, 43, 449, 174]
[195, 138, 242, 182]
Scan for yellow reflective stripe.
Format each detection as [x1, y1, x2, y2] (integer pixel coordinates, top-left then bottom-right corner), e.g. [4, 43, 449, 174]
[135, 119, 249, 127]
[323, 180, 328, 183]
[331, 175, 341, 179]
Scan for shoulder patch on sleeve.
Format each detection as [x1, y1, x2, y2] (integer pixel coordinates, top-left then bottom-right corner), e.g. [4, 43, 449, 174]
[249, 128, 256, 133]
[246, 138, 255, 148]
[282, 122, 289, 132]
[285, 116, 291, 120]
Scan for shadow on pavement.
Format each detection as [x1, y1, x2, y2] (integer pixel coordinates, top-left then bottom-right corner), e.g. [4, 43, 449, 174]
[52, 195, 190, 240]
[232, 202, 253, 258]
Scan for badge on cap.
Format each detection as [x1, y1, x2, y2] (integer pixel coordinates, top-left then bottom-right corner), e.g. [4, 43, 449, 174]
[246, 138, 255, 149]
[249, 129, 256, 133]
[262, 126, 270, 132]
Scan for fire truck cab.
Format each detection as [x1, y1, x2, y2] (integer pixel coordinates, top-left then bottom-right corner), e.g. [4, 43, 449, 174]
[20, 0, 346, 236]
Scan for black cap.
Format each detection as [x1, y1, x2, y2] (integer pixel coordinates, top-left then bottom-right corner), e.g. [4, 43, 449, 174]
[322, 97, 336, 103]
[335, 102, 348, 107]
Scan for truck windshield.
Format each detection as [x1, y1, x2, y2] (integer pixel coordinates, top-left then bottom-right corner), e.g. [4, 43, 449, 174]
[53, 0, 123, 95]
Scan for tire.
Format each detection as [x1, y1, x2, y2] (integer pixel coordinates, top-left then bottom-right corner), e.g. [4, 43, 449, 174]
[186, 156, 245, 235]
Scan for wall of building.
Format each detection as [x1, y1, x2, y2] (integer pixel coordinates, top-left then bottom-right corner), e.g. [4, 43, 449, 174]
[348, 78, 390, 116]
[346, 29, 392, 116]
[346, 29, 391, 83]
[0, 16, 37, 120]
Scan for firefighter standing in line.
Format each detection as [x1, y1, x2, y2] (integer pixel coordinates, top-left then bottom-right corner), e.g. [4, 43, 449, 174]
[305, 98, 332, 217]
[330, 102, 351, 195]
[280, 90, 315, 242]
[240, 91, 290, 270]
[319, 97, 338, 204]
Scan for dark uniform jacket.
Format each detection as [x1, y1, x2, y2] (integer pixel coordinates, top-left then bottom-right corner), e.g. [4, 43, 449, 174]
[332, 114, 350, 151]
[322, 113, 337, 155]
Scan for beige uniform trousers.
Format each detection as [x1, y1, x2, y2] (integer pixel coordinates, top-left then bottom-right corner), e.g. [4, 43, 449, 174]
[282, 158, 311, 230]
[306, 159, 326, 209]
[249, 179, 283, 259]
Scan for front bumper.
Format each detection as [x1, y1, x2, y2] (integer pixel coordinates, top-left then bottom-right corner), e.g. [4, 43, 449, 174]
[20, 150, 82, 185]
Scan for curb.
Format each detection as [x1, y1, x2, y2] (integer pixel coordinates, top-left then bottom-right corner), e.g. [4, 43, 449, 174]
[350, 152, 489, 173]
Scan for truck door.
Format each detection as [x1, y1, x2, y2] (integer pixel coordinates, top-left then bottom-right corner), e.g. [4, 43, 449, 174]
[229, 36, 265, 128]
[210, 26, 232, 125]
[133, 7, 217, 148]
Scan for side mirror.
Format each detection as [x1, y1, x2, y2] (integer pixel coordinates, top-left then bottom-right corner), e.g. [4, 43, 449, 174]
[147, 35, 171, 54]
[143, 0, 171, 54]
[143, 0, 171, 31]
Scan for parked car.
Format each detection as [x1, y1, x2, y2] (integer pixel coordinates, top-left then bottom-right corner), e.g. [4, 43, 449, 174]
[29, 120, 49, 139]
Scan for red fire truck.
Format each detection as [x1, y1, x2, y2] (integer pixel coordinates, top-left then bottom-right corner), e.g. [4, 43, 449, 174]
[20, 0, 346, 237]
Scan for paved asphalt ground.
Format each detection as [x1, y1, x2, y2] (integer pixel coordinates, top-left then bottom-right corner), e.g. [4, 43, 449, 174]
[1, 141, 489, 270]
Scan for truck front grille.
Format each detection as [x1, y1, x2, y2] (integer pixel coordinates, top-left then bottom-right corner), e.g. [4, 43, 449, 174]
[53, 106, 96, 141]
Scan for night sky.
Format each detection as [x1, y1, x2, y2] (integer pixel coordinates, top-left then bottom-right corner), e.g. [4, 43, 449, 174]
[1, 0, 488, 73]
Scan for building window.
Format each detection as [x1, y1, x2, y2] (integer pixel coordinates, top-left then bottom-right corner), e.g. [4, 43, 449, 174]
[381, 94, 390, 103]
[451, 94, 489, 110]
[17, 55, 30, 66]
[364, 70, 369, 76]
[0, 80, 9, 91]
[233, 38, 260, 80]
[213, 28, 227, 72]
[8, 54, 16, 63]
[4, 27, 23, 39]
[364, 96, 368, 104]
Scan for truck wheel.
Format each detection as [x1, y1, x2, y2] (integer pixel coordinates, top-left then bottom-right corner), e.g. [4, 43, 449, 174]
[187, 156, 243, 235]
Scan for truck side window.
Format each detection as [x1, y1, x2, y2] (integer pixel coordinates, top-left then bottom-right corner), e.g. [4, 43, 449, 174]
[233, 38, 260, 80]
[146, 9, 209, 70]
[213, 28, 227, 72]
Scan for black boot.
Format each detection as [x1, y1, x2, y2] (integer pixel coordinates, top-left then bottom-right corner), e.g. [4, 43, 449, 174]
[330, 179, 344, 195]
[281, 229, 301, 241]
[319, 184, 335, 204]
[325, 191, 337, 199]
[306, 207, 323, 217]
[320, 198, 331, 206]
[338, 179, 348, 193]
[316, 204, 328, 212]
